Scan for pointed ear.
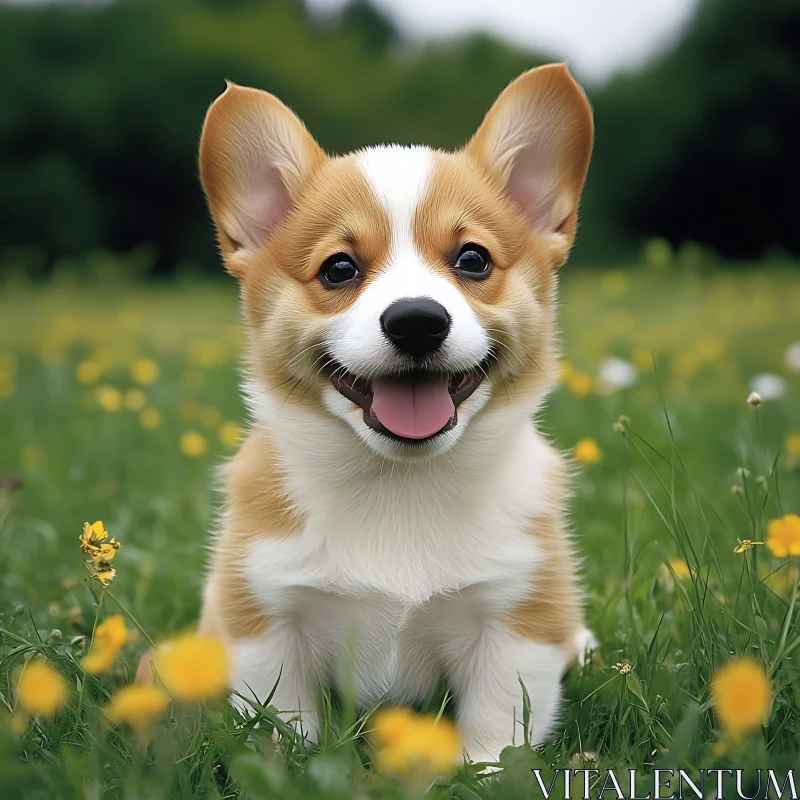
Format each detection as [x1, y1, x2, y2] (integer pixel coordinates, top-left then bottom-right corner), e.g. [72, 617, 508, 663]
[199, 82, 326, 277]
[466, 64, 593, 257]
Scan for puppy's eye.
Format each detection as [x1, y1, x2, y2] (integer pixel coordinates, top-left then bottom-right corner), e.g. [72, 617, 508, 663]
[319, 254, 359, 287]
[454, 243, 492, 279]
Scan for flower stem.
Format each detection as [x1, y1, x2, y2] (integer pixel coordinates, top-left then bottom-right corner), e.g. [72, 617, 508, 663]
[105, 589, 156, 648]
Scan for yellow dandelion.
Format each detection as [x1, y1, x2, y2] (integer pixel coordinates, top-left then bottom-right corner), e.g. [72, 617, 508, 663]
[669, 558, 691, 579]
[139, 407, 162, 430]
[16, 660, 67, 717]
[96, 385, 122, 413]
[0, 352, 19, 376]
[188, 340, 225, 369]
[130, 358, 159, 386]
[766, 514, 800, 558]
[734, 539, 763, 554]
[711, 658, 770, 737]
[79, 521, 121, 587]
[574, 438, 602, 465]
[601, 269, 630, 298]
[559, 361, 574, 384]
[180, 369, 205, 390]
[199, 406, 221, 428]
[107, 684, 170, 730]
[79, 520, 110, 551]
[180, 432, 208, 459]
[154, 634, 229, 702]
[631, 347, 653, 372]
[786, 434, 800, 463]
[21, 444, 44, 470]
[567, 372, 592, 398]
[372, 708, 461, 774]
[179, 399, 200, 421]
[672, 351, 701, 381]
[218, 421, 242, 448]
[124, 389, 147, 412]
[76, 359, 104, 385]
[82, 615, 130, 675]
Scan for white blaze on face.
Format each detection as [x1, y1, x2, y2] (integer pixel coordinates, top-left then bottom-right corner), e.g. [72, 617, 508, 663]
[325, 145, 490, 376]
[321, 145, 492, 454]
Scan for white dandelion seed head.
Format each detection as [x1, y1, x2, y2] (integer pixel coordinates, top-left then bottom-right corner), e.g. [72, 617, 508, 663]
[596, 357, 637, 393]
[785, 341, 800, 372]
[749, 374, 786, 402]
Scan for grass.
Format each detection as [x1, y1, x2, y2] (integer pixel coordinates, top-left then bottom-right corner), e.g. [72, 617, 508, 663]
[1, 259, 799, 798]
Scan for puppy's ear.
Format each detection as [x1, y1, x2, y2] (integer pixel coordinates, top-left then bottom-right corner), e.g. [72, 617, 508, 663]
[199, 82, 325, 277]
[466, 64, 593, 259]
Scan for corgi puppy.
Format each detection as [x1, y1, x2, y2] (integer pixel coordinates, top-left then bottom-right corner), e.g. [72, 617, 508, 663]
[197, 63, 594, 764]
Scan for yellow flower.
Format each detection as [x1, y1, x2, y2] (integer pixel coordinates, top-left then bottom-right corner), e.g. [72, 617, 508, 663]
[766, 514, 800, 558]
[21, 444, 44, 470]
[0, 352, 18, 376]
[372, 708, 462, 774]
[631, 347, 653, 372]
[200, 406, 221, 428]
[574, 438, 602, 465]
[76, 359, 104, 385]
[139, 407, 162, 430]
[218, 421, 242, 448]
[787, 434, 800, 460]
[130, 358, 159, 386]
[601, 270, 629, 298]
[567, 372, 592, 398]
[16, 660, 67, 717]
[180, 432, 208, 459]
[124, 389, 147, 412]
[188, 339, 225, 369]
[669, 558, 691, 579]
[672, 351, 701, 381]
[107, 684, 169, 729]
[734, 539, 763, 554]
[82, 615, 131, 674]
[179, 399, 201, 421]
[79, 521, 121, 586]
[79, 520, 110, 551]
[711, 658, 771, 737]
[154, 634, 229, 701]
[96, 385, 122, 412]
[559, 361, 574, 384]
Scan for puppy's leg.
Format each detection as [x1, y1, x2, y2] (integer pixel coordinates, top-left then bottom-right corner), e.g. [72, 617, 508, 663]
[445, 624, 567, 765]
[231, 621, 321, 743]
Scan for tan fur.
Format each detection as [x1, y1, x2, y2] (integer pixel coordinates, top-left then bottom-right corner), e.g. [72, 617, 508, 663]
[505, 518, 583, 659]
[201, 428, 303, 641]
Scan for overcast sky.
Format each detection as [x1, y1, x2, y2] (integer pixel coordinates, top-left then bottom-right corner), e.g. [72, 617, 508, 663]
[15, 0, 701, 84]
[307, 0, 700, 83]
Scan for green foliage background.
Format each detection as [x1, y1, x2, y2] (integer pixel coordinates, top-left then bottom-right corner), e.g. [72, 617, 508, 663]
[1, 0, 798, 274]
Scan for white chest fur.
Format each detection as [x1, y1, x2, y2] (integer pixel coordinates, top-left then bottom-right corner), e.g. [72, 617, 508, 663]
[238, 406, 560, 705]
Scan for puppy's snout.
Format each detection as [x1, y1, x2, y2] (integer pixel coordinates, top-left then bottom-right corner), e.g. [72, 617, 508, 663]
[380, 298, 451, 358]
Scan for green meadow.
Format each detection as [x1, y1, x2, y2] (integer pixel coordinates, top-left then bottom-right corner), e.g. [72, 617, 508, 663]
[1, 258, 799, 798]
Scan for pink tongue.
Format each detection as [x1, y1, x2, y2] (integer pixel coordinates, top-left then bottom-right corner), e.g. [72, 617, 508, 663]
[371, 375, 454, 440]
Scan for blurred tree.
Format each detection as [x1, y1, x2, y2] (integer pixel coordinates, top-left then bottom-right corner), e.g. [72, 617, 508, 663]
[583, 0, 800, 260]
[0, 0, 796, 273]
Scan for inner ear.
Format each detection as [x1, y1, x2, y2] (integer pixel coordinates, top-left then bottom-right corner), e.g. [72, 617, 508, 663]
[466, 63, 593, 243]
[240, 165, 293, 252]
[199, 82, 325, 274]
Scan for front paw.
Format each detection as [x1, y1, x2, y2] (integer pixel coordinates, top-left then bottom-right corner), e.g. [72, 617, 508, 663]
[574, 627, 598, 666]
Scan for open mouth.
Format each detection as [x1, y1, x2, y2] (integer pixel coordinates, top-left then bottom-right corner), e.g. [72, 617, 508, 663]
[324, 361, 486, 443]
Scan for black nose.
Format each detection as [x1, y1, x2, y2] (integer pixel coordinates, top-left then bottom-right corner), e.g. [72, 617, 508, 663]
[380, 298, 451, 357]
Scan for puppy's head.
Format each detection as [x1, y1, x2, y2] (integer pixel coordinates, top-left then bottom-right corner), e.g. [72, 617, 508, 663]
[200, 65, 593, 460]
